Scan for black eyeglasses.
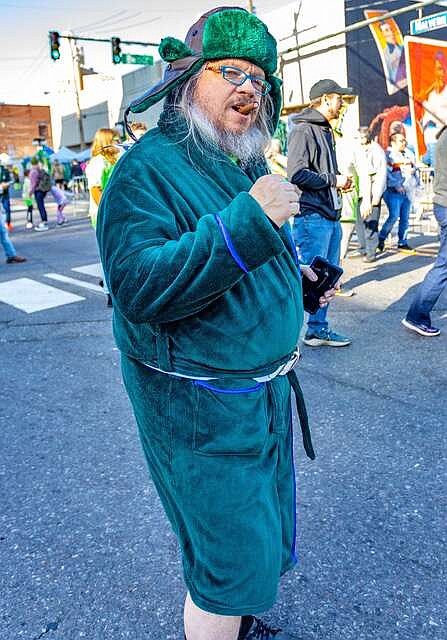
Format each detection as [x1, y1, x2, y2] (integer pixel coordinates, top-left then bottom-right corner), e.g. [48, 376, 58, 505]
[206, 65, 271, 96]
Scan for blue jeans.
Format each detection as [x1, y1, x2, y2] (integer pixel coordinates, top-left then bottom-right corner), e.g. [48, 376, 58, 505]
[34, 190, 48, 222]
[406, 203, 447, 325]
[293, 213, 342, 333]
[0, 212, 16, 259]
[1, 191, 11, 224]
[380, 189, 411, 245]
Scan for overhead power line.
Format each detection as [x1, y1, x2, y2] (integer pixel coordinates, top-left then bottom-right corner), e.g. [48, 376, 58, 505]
[281, 0, 441, 55]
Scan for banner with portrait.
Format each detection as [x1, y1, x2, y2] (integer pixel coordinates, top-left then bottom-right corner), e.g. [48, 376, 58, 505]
[364, 9, 407, 96]
[405, 36, 447, 162]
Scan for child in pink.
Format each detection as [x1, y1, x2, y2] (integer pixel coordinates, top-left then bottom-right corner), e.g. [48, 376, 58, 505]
[50, 185, 68, 225]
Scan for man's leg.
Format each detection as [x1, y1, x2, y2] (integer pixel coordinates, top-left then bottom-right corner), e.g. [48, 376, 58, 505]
[0, 212, 16, 259]
[397, 195, 411, 246]
[1, 192, 11, 225]
[293, 213, 332, 333]
[327, 218, 342, 267]
[379, 190, 399, 246]
[405, 204, 447, 326]
[355, 212, 367, 253]
[364, 204, 380, 259]
[184, 593, 241, 640]
[34, 190, 48, 222]
[340, 221, 355, 261]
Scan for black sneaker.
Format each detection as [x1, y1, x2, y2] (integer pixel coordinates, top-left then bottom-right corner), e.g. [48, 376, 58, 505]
[397, 243, 416, 253]
[377, 239, 385, 253]
[238, 615, 293, 639]
[6, 255, 27, 264]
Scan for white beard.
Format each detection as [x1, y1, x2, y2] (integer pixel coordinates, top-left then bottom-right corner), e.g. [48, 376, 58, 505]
[188, 104, 268, 168]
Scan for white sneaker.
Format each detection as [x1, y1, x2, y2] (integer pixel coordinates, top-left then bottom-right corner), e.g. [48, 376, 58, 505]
[25, 222, 34, 229]
[34, 222, 49, 232]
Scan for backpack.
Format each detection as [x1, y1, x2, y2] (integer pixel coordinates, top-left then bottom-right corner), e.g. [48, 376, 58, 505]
[37, 170, 52, 192]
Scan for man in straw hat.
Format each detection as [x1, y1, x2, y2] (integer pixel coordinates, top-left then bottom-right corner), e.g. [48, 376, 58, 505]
[97, 7, 337, 639]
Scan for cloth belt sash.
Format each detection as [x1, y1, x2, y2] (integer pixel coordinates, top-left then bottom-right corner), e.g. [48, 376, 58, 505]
[287, 369, 315, 460]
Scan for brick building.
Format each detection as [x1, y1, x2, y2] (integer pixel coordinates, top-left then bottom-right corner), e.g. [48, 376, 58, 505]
[0, 104, 53, 159]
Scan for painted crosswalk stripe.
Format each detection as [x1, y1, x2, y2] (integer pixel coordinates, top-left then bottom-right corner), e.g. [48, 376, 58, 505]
[71, 263, 102, 278]
[0, 278, 84, 313]
[44, 273, 103, 293]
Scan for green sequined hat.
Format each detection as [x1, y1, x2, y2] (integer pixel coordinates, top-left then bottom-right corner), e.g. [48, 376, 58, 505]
[127, 6, 282, 132]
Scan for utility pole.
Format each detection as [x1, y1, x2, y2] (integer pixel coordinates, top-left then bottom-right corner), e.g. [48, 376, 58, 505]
[68, 37, 86, 151]
[293, 4, 304, 105]
[247, 0, 254, 14]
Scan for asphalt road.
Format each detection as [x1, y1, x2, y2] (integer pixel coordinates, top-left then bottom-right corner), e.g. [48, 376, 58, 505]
[1, 206, 446, 640]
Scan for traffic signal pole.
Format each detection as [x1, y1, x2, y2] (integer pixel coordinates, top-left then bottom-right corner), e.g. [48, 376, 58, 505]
[48, 32, 159, 65]
[48, 32, 159, 149]
[52, 33, 159, 49]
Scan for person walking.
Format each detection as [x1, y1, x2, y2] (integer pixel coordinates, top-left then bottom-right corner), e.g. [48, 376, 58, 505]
[358, 127, 387, 263]
[52, 159, 65, 189]
[29, 157, 51, 231]
[288, 79, 354, 347]
[1, 203, 26, 263]
[402, 125, 447, 336]
[85, 128, 120, 306]
[97, 8, 337, 639]
[70, 159, 84, 196]
[335, 127, 370, 261]
[378, 132, 417, 252]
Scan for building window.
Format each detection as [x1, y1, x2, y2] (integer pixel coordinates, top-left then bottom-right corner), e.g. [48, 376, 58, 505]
[38, 123, 48, 138]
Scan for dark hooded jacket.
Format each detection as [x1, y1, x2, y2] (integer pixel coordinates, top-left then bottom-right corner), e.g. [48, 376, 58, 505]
[287, 108, 341, 221]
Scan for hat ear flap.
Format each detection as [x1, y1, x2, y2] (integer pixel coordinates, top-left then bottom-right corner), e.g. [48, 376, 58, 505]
[159, 37, 195, 62]
[268, 75, 283, 133]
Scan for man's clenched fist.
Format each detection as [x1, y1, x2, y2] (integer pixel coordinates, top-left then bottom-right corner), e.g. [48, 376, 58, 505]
[249, 175, 299, 227]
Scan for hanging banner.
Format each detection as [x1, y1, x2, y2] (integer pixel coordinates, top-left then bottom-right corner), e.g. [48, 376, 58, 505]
[364, 9, 407, 95]
[406, 36, 447, 162]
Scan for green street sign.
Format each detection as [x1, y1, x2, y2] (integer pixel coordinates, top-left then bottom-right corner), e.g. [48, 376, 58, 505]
[121, 53, 154, 65]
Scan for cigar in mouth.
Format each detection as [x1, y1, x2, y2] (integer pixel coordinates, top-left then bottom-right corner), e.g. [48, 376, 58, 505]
[234, 102, 259, 115]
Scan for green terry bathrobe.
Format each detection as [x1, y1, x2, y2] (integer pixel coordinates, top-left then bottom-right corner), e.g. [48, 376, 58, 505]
[96, 109, 314, 616]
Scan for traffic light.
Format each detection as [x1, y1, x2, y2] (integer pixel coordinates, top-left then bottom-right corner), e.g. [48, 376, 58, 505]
[111, 37, 122, 64]
[49, 31, 61, 61]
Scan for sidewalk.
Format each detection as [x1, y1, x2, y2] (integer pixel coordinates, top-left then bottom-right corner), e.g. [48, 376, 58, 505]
[9, 193, 90, 227]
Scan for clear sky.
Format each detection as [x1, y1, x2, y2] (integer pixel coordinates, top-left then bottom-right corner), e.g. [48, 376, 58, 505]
[1, 0, 290, 105]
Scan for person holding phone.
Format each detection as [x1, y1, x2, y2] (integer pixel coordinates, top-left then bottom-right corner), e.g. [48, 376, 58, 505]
[288, 79, 353, 347]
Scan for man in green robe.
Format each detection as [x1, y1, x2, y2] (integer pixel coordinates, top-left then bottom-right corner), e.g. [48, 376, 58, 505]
[97, 7, 336, 639]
